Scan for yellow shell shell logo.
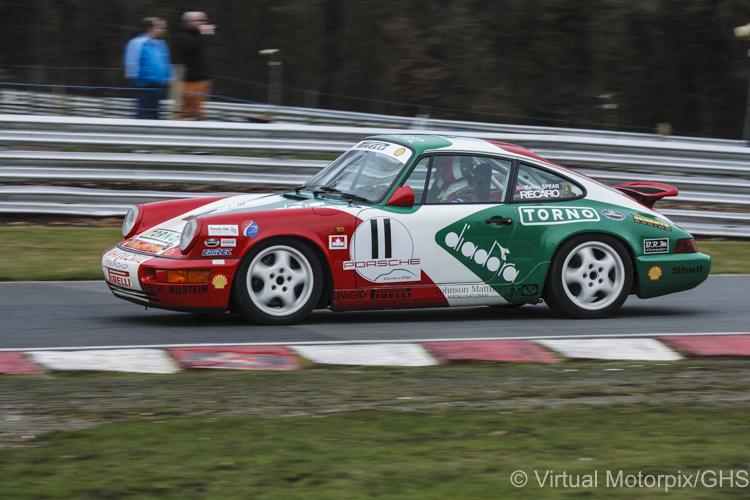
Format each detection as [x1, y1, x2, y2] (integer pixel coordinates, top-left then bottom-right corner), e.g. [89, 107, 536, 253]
[647, 266, 662, 281]
[212, 275, 228, 289]
[394, 148, 406, 156]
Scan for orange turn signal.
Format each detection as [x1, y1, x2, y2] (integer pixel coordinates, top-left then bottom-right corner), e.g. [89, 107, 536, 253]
[188, 270, 210, 283]
[166, 270, 187, 283]
[165, 270, 210, 283]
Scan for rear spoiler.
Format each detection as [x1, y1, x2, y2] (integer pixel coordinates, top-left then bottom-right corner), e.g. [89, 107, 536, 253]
[613, 182, 678, 209]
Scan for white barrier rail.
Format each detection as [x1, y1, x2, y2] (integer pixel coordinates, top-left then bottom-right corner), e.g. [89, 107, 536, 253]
[1, 113, 748, 237]
[2, 90, 747, 147]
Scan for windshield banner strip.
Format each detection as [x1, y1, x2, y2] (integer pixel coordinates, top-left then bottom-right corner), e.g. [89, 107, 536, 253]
[351, 140, 413, 164]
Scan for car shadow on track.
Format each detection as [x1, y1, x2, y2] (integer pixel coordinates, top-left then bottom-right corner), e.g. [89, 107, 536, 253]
[105, 301, 701, 330]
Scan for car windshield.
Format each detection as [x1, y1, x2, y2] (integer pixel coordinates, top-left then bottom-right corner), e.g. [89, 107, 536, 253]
[299, 140, 412, 203]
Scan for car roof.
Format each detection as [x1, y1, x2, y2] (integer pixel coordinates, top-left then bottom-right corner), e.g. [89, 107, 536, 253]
[369, 134, 553, 163]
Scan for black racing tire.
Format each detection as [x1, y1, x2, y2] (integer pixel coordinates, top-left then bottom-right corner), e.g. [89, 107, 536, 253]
[233, 238, 323, 325]
[544, 234, 633, 319]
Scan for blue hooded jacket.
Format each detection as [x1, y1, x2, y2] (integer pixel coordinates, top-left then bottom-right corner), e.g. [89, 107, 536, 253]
[123, 34, 173, 86]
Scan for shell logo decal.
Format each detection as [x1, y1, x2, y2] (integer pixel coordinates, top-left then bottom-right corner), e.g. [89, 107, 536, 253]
[394, 148, 406, 156]
[212, 275, 228, 289]
[647, 266, 662, 281]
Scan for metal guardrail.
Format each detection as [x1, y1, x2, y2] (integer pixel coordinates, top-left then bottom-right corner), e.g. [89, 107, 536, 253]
[2, 115, 750, 161]
[2, 89, 748, 147]
[1, 112, 748, 237]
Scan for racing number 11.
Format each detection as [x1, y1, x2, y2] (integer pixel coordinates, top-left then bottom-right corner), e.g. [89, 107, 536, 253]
[370, 218, 392, 259]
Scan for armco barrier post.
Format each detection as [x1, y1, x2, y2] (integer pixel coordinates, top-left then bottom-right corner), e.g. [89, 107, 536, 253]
[735, 23, 750, 144]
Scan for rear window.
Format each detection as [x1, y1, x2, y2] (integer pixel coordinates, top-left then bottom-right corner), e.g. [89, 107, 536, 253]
[512, 163, 584, 202]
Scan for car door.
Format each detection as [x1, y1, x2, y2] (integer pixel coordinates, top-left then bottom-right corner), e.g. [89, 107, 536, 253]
[351, 154, 518, 293]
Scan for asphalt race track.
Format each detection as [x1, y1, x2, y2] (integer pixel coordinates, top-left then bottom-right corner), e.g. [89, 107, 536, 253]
[1, 276, 748, 350]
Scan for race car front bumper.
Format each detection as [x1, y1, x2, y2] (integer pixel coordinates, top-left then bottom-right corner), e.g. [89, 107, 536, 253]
[102, 245, 241, 313]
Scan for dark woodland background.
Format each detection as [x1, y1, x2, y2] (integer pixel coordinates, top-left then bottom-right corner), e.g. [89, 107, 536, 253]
[1, 0, 749, 138]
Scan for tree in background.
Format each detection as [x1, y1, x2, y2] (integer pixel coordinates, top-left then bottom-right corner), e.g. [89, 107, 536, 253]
[0, 0, 748, 138]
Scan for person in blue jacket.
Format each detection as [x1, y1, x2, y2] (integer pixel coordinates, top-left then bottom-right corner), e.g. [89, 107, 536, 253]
[123, 18, 174, 119]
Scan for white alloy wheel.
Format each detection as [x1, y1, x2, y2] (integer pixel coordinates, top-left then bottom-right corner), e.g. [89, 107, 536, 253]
[561, 241, 626, 311]
[545, 234, 633, 319]
[246, 245, 315, 317]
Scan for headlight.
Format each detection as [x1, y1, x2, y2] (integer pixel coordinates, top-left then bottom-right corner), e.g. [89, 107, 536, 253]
[122, 206, 140, 238]
[179, 218, 199, 252]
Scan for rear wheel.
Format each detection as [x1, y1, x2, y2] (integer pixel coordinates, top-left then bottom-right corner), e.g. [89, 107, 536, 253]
[545, 235, 632, 319]
[234, 238, 323, 325]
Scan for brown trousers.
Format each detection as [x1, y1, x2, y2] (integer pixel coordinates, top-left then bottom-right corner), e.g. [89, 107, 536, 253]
[180, 80, 212, 120]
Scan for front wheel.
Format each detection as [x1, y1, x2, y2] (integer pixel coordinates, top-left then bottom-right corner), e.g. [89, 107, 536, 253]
[544, 235, 633, 319]
[234, 238, 323, 325]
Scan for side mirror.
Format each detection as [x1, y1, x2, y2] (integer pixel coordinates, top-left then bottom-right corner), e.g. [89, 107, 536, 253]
[385, 186, 415, 208]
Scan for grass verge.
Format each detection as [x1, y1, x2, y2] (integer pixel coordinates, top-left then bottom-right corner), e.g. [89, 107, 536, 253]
[4, 409, 750, 499]
[0, 227, 121, 281]
[0, 228, 747, 281]
[695, 241, 750, 274]
[2, 361, 750, 498]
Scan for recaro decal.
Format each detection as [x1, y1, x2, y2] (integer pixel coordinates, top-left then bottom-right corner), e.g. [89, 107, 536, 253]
[344, 216, 421, 283]
[519, 206, 600, 226]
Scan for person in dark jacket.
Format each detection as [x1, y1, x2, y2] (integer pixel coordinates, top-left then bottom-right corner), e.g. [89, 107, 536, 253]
[122, 17, 173, 119]
[177, 11, 215, 120]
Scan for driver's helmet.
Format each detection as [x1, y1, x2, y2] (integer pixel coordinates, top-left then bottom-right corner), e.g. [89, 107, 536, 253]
[441, 157, 475, 183]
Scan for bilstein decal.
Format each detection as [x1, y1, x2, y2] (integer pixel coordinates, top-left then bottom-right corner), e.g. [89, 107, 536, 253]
[519, 206, 600, 226]
[344, 217, 420, 283]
